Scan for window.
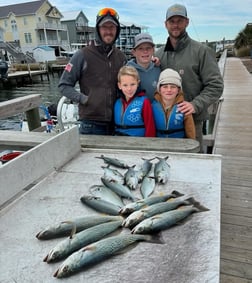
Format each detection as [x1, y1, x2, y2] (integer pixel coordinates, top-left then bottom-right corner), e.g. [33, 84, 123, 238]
[23, 17, 27, 25]
[4, 20, 8, 27]
[24, 33, 32, 43]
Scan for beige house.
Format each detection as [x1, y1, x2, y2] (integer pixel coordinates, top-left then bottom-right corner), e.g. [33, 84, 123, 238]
[0, 0, 69, 60]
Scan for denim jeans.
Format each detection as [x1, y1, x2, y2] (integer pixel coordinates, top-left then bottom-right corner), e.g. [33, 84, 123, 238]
[79, 120, 113, 135]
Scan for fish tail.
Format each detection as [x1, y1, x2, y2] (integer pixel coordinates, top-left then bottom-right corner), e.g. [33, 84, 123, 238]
[171, 190, 184, 198]
[143, 233, 165, 244]
[183, 197, 197, 206]
[192, 200, 210, 212]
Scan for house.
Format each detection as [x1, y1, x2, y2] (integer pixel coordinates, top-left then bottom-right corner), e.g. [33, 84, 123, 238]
[60, 11, 95, 50]
[33, 45, 56, 62]
[0, 0, 69, 61]
[118, 22, 147, 58]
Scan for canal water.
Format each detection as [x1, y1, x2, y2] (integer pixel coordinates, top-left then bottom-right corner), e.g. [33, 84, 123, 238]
[0, 74, 63, 130]
[0, 74, 61, 104]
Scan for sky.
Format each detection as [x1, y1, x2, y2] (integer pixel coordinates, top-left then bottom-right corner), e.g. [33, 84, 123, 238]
[0, 0, 251, 44]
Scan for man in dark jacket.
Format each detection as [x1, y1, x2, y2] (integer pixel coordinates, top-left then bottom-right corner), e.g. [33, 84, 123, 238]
[156, 4, 224, 152]
[58, 8, 127, 135]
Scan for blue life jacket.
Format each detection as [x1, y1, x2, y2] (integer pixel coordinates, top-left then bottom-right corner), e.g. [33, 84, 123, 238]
[152, 101, 185, 138]
[114, 96, 145, 136]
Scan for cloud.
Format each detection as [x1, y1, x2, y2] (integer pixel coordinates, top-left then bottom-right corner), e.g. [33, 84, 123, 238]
[0, 0, 251, 43]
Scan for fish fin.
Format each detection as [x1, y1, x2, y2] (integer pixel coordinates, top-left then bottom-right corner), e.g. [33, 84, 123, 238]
[60, 221, 76, 239]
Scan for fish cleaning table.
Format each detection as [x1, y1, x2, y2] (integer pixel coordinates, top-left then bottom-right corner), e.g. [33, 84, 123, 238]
[0, 127, 221, 283]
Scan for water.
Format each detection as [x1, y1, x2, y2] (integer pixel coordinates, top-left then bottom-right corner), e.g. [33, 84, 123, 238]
[0, 74, 61, 104]
[0, 74, 62, 130]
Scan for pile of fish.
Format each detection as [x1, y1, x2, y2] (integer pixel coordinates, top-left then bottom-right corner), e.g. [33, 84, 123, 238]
[36, 154, 209, 278]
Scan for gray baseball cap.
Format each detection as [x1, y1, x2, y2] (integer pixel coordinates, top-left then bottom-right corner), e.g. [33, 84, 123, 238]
[166, 4, 188, 20]
[133, 33, 155, 49]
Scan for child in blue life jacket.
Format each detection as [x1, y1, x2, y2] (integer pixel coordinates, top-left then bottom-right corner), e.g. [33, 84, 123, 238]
[152, 68, 196, 139]
[114, 66, 156, 137]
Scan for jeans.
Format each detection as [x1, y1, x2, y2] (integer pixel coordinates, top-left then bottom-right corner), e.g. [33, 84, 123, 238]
[79, 120, 113, 135]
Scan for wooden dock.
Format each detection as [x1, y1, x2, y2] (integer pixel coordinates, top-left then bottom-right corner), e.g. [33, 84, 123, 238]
[213, 57, 252, 282]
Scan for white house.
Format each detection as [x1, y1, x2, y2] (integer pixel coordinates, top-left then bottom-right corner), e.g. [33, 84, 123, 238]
[33, 45, 56, 62]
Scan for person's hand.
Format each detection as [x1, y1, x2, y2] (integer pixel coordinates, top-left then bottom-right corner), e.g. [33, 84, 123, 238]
[177, 101, 195, 115]
[80, 94, 88, 105]
[152, 56, 160, 66]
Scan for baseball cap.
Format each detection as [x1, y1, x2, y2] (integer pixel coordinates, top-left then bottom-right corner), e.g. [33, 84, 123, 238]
[98, 15, 118, 26]
[166, 4, 187, 21]
[133, 33, 155, 49]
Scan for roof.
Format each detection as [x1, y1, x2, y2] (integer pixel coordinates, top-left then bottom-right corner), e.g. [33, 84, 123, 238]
[61, 10, 88, 23]
[0, 0, 45, 18]
[33, 45, 54, 51]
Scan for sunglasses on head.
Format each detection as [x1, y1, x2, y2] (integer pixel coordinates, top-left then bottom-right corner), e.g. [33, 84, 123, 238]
[97, 8, 119, 19]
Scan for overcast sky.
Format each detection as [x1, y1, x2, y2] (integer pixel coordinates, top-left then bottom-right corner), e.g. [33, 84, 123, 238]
[1, 0, 251, 43]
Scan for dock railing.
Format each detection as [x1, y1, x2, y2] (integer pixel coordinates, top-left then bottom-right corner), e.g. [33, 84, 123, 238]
[0, 94, 42, 131]
[203, 49, 227, 152]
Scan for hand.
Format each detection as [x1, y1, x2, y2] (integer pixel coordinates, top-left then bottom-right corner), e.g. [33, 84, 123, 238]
[80, 94, 88, 105]
[152, 56, 160, 66]
[177, 101, 195, 115]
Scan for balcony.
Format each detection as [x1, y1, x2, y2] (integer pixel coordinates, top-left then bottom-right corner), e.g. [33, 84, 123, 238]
[36, 23, 67, 31]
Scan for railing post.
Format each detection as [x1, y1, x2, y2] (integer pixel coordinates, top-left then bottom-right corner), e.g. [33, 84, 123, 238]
[25, 107, 41, 131]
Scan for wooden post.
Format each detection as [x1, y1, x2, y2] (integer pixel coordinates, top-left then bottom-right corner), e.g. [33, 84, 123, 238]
[25, 107, 41, 131]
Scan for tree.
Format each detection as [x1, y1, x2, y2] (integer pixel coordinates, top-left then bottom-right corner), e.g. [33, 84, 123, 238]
[234, 24, 252, 49]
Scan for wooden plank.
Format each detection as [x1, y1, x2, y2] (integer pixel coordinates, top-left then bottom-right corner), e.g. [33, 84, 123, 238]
[220, 259, 252, 280]
[80, 135, 200, 153]
[220, 274, 252, 283]
[0, 94, 42, 119]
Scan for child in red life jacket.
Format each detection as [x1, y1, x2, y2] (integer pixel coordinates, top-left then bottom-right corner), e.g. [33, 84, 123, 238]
[114, 66, 156, 137]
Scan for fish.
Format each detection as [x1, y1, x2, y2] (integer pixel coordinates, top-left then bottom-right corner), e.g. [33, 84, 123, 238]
[36, 215, 123, 240]
[131, 202, 209, 234]
[140, 176, 156, 199]
[43, 220, 123, 263]
[137, 157, 154, 182]
[124, 166, 139, 190]
[80, 195, 122, 215]
[123, 197, 196, 229]
[102, 165, 125, 184]
[89, 184, 125, 207]
[119, 190, 184, 215]
[54, 232, 164, 278]
[96, 154, 131, 169]
[101, 177, 138, 201]
[154, 156, 170, 184]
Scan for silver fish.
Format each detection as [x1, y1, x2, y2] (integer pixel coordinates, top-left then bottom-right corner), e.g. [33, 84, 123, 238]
[154, 156, 170, 184]
[102, 165, 125, 184]
[80, 195, 122, 215]
[36, 215, 123, 240]
[96, 154, 131, 169]
[132, 203, 209, 234]
[124, 166, 139, 190]
[137, 157, 154, 182]
[140, 176, 156, 199]
[44, 220, 123, 263]
[119, 190, 184, 215]
[123, 197, 196, 229]
[101, 177, 138, 201]
[54, 232, 163, 278]
[89, 184, 125, 207]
